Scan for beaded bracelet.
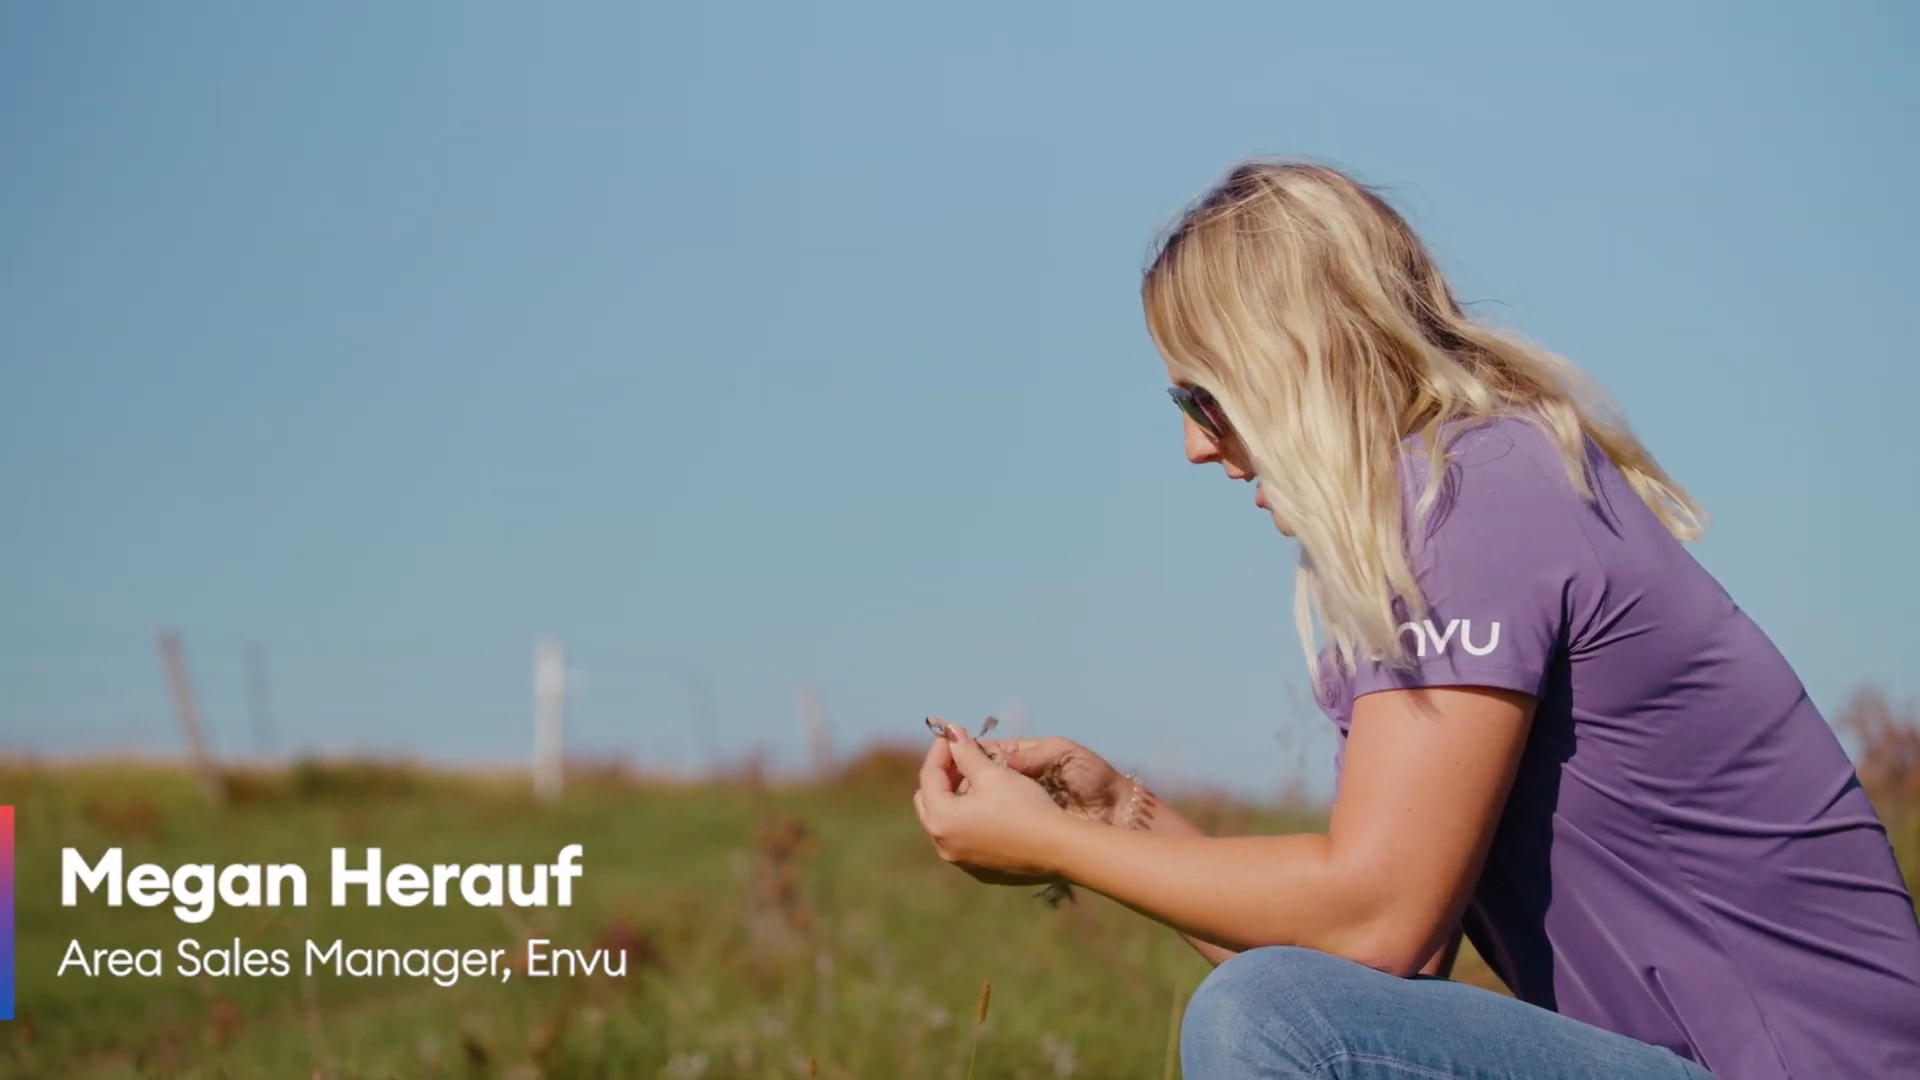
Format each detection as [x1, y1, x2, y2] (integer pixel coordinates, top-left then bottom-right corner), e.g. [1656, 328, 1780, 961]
[1118, 771, 1154, 831]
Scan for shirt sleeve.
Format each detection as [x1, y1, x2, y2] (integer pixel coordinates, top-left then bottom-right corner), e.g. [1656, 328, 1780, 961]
[1345, 441, 1580, 703]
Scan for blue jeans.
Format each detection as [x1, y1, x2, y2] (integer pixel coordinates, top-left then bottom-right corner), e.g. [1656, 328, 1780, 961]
[1181, 947, 1713, 1079]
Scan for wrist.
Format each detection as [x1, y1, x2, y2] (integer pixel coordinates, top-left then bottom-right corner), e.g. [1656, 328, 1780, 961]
[1035, 810, 1104, 880]
[1111, 771, 1153, 830]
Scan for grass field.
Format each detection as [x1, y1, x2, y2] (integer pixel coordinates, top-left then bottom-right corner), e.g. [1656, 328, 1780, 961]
[3, 691, 1915, 1079]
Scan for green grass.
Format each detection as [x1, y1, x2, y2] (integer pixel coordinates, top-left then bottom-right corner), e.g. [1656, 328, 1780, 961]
[2, 745, 1911, 1079]
[1, 752, 1321, 1079]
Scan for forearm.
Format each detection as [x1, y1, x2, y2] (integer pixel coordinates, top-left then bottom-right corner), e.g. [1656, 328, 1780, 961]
[1145, 792, 1458, 972]
[1043, 816, 1412, 970]
[1124, 789, 1238, 966]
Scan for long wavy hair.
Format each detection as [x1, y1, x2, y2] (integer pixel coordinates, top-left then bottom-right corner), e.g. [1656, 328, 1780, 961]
[1141, 160, 1705, 674]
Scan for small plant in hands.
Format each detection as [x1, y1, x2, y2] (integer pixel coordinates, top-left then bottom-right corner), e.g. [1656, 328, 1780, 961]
[923, 716, 1154, 906]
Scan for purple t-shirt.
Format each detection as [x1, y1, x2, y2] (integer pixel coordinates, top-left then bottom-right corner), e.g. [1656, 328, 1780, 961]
[1314, 416, 1920, 1079]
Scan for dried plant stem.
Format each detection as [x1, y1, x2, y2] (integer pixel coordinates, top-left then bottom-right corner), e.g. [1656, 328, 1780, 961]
[966, 979, 991, 1080]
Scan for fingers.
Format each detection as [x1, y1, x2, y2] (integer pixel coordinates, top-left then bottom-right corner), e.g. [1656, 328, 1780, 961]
[978, 738, 1034, 758]
[919, 732, 958, 805]
[945, 725, 999, 779]
[984, 736, 1071, 775]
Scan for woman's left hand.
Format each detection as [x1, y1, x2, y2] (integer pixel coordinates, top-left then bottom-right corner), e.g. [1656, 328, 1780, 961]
[913, 723, 1074, 885]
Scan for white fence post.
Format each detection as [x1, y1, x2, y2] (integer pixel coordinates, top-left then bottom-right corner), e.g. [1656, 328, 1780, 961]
[534, 635, 567, 803]
[797, 681, 832, 778]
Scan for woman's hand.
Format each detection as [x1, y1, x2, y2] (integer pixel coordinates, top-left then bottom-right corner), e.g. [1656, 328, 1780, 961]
[913, 725, 1079, 885]
[979, 735, 1134, 826]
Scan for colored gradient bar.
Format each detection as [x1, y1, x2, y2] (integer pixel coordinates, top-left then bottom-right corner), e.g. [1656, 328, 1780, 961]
[0, 806, 12, 1021]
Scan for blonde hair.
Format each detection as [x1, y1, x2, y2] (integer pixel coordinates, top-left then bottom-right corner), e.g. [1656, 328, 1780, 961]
[1141, 160, 1705, 674]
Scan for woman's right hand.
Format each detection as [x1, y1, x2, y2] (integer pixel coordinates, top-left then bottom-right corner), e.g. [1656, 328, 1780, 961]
[977, 736, 1135, 827]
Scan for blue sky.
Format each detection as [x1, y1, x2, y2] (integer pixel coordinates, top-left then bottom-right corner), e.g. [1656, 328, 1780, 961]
[3, 2, 1915, 798]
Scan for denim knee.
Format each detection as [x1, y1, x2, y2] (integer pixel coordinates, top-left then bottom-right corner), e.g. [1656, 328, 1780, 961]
[1181, 946, 1346, 1078]
[1181, 946, 1718, 1080]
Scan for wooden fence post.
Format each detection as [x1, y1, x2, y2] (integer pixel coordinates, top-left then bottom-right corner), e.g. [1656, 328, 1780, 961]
[157, 629, 224, 804]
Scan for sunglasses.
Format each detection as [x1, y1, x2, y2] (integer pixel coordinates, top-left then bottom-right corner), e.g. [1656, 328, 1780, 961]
[1167, 384, 1229, 440]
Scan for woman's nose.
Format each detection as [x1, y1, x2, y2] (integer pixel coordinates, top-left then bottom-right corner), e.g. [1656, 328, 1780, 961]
[1183, 417, 1222, 464]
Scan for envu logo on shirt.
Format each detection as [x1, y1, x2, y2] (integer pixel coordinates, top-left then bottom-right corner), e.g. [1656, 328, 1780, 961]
[1397, 619, 1501, 657]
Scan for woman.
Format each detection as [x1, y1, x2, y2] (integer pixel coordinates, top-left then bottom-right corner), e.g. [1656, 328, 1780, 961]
[912, 160, 1920, 1079]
